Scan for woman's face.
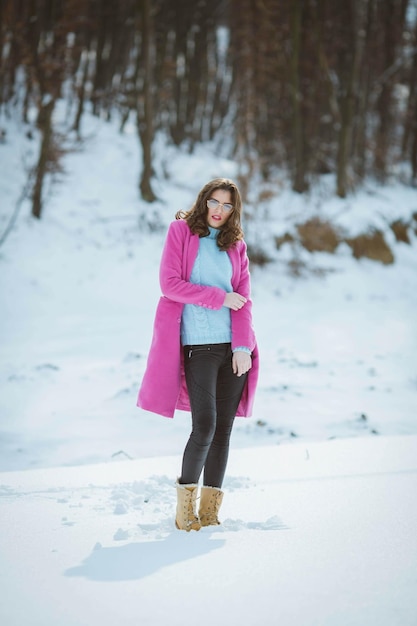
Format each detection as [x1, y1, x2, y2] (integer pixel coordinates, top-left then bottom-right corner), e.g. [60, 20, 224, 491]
[206, 188, 233, 229]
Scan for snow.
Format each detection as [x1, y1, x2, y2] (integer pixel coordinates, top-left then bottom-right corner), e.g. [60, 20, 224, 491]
[0, 108, 417, 624]
[1, 436, 416, 625]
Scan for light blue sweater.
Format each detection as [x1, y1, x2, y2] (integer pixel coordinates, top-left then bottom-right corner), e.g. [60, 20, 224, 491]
[181, 227, 233, 346]
[180, 228, 251, 354]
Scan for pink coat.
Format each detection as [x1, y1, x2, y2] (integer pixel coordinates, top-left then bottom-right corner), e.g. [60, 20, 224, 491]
[137, 219, 259, 418]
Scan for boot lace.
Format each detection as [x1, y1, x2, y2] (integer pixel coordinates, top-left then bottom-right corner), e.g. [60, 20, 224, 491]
[201, 491, 222, 525]
[184, 491, 200, 529]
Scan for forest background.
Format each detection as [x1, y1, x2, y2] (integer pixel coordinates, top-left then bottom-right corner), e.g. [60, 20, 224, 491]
[1, 0, 417, 230]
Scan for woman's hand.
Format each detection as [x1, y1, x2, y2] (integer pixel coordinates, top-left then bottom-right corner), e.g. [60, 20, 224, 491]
[232, 351, 252, 377]
[224, 292, 247, 311]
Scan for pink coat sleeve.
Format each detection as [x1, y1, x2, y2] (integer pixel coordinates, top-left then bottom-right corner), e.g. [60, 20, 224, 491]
[159, 220, 226, 310]
[231, 240, 256, 352]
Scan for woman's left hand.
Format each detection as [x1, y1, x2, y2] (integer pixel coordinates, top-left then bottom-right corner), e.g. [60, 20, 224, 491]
[232, 351, 252, 377]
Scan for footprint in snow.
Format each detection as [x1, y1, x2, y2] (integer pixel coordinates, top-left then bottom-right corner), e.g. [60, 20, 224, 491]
[215, 515, 288, 532]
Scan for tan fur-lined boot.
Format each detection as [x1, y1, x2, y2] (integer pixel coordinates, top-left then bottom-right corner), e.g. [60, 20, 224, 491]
[175, 481, 201, 531]
[199, 486, 224, 527]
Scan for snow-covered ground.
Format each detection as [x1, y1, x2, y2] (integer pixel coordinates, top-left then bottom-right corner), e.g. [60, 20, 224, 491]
[0, 435, 416, 626]
[0, 110, 417, 625]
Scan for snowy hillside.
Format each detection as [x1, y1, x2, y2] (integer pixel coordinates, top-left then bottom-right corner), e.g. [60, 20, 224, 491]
[1, 112, 416, 471]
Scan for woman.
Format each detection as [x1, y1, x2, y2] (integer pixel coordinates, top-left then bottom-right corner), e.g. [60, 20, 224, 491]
[137, 178, 259, 531]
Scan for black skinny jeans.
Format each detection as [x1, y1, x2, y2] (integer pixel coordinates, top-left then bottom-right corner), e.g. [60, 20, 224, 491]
[179, 343, 248, 489]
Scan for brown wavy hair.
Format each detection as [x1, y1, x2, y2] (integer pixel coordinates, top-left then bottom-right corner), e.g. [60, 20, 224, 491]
[175, 178, 244, 250]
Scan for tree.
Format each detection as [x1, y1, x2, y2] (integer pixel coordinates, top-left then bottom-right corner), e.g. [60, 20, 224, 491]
[336, 0, 367, 197]
[137, 0, 156, 201]
[1, 0, 416, 218]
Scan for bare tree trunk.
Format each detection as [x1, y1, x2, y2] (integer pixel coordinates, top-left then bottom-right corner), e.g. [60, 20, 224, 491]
[73, 50, 90, 137]
[138, 0, 156, 202]
[374, 0, 408, 179]
[401, 19, 417, 158]
[290, 0, 307, 193]
[337, 0, 366, 198]
[410, 101, 417, 183]
[353, 0, 375, 181]
[230, 0, 257, 201]
[32, 97, 55, 219]
[91, 3, 107, 116]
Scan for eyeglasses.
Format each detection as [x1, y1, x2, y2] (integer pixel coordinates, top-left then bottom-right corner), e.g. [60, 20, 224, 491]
[207, 198, 234, 213]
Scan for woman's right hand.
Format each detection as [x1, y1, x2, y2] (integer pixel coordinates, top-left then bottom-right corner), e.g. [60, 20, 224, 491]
[223, 292, 247, 311]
